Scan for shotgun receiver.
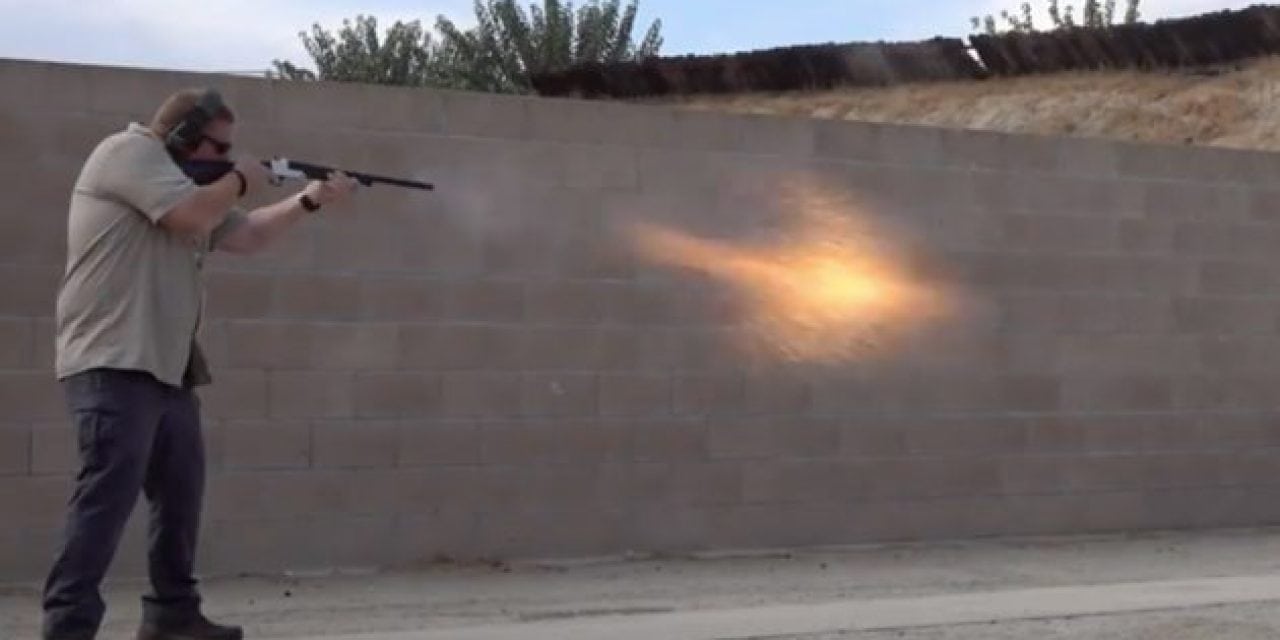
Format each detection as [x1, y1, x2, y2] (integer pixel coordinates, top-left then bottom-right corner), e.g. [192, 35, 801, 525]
[180, 158, 434, 191]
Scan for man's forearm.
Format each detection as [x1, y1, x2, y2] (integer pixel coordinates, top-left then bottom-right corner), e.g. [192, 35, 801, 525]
[241, 193, 311, 251]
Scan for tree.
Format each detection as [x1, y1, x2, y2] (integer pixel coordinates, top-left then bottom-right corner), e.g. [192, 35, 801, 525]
[971, 0, 1141, 34]
[270, 15, 445, 85]
[434, 0, 664, 94]
[270, 0, 664, 94]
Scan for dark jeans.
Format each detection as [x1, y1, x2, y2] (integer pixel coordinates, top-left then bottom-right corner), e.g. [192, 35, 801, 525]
[42, 368, 206, 639]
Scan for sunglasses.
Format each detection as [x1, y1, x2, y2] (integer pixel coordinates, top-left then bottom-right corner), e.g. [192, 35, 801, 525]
[200, 134, 232, 155]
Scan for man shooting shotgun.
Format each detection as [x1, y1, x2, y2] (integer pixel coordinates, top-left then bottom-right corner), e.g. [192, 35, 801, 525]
[181, 157, 434, 191]
[42, 87, 360, 640]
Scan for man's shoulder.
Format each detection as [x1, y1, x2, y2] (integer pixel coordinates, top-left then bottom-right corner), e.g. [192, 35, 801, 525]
[82, 123, 174, 173]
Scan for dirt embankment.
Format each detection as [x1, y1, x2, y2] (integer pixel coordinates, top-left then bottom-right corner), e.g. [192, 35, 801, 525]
[663, 55, 1280, 152]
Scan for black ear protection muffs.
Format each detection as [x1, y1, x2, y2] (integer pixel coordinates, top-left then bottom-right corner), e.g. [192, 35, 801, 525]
[165, 89, 226, 155]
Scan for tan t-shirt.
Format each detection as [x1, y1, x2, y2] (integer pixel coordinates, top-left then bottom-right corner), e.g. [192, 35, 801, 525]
[55, 123, 247, 388]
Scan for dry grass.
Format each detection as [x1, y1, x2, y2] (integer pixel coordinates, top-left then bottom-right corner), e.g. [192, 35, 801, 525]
[655, 55, 1280, 151]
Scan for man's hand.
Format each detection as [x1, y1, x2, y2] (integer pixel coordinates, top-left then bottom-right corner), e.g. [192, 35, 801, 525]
[233, 155, 273, 196]
[302, 171, 359, 208]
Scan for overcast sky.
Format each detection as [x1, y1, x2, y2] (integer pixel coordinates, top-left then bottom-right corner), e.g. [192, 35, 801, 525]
[0, 1, 1260, 74]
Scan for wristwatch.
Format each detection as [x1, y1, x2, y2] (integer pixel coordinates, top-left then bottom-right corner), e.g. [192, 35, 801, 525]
[299, 194, 321, 212]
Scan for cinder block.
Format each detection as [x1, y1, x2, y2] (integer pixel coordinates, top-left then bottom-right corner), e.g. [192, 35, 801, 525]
[903, 417, 1029, 456]
[1062, 375, 1174, 411]
[636, 149, 725, 193]
[743, 459, 870, 505]
[395, 467, 487, 512]
[1246, 187, 1280, 222]
[206, 470, 341, 518]
[311, 420, 399, 469]
[397, 214, 488, 277]
[480, 464, 603, 510]
[1196, 260, 1277, 295]
[1056, 137, 1120, 179]
[1142, 452, 1228, 488]
[525, 98, 652, 146]
[224, 321, 311, 369]
[31, 420, 76, 475]
[708, 419, 776, 460]
[439, 91, 529, 140]
[359, 276, 451, 322]
[1054, 293, 1173, 334]
[594, 462, 668, 506]
[1146, 182, 1241, 221]
[1173, 296, 1275, 333]
[598, 374, 672, 417]
[1172, 222, 1280, 259]
[1118, 219, 1175, 253]
[0, 474, 71, 523]
[557, 421, 633, 463]
[439, 372, 523, 419]
[478, 424, 563, 465]
[524, 281, 612, 324]
[521, 326, 604, 370]
[593, 327, 643, 371]
[673, 374, 745, 417]
[477, 506, 631, 558]
[742, 374, 811, 415]
[886, 456, 1004, 499]
[397, 421, 483, 467]
[563, 144, 639, 190]
[999, 455, 1072, 494]
[1000, 214, 1117, 252]
[773, 419, 841, 458]
[0, 59, 92, 115]
[1115, 143, 1197, 181]
[1226, 449, 1280, 485]
[272, 273, 363, 320]
[811, 120, 884, 164]
[728, 113, 817, 157]
[268, 371, 354, 419]
[30, 318, 56, 372]
[0, 182, 66, 265]
[204, 271, 275, 319]
[1198, 337, 1280, 372]
[312, 216, 413, 271]
[0, 318, 33, 368]
[664, 462, 743, 506]
[214, 419, 310, 470]
[265, 79, 381, 130]
[631, 419, 707, 462]
[1057, 335, 1197, 374]
[440, 280, 527, 322]
[198, 369, 268, 420]
[522, 373, 598, 417]
[351, 84, 446, 134]
[645, 109, 739, 152]
[393, 511, 484, 564]
[0, 372, 63, 420]
[623, 504, 713, 551]
[1063, 453, 1147, 491]
[226, 223, 316, 271]
[307, 323, 399, 371]
[551, 228, 639, 280]
[398, 323, 522, 371]
[352, 372, 442, 419]
[0, 423, 31, 475]
[0, 265, 59, 316]
[839, 422, 908, 457]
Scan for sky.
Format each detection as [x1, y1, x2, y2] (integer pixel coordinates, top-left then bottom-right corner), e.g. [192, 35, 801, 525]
[0, 0, 1261, 75]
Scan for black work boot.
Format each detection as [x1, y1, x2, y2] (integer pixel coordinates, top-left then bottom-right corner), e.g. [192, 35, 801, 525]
[136, 612, 243, 640]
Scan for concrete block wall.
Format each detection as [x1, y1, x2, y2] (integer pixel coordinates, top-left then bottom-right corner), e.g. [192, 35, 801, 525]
[5, 57, 1280, 580]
